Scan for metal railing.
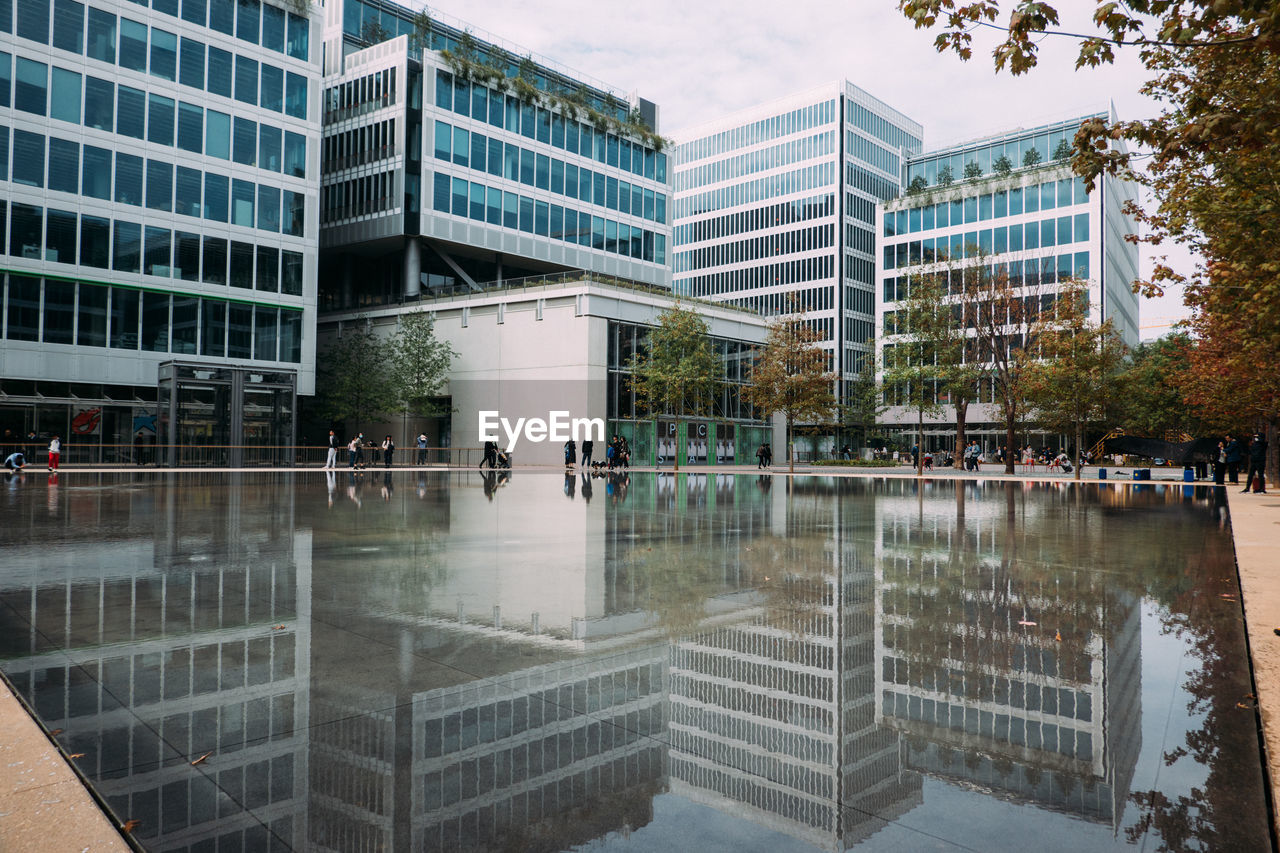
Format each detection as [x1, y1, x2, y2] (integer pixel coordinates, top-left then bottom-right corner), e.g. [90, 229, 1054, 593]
[6, 444, 485, 468]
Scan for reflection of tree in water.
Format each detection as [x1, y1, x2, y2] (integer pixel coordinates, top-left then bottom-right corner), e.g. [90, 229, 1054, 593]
[1124, 506, 1267, 852]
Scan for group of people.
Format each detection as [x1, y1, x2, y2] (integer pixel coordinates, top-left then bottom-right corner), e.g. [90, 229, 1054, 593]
[3, 434, 62, 474]
[755, 442, 773, 468]
[561, 436, 632, 470]
[1214, 432, 1268, 493]
[323, 430, 399, 471]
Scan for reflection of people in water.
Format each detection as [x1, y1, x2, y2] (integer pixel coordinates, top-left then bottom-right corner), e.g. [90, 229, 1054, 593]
[564, 472, 576, 499]
[482, 470, 498, 501]
[326, 470, 336, 507]
[381, 471, 394, 500]
[605, 472, 629, 504]
[347, 472, 363, 508]
[581, 472, 592, 503]
[756, 474, 773, 495]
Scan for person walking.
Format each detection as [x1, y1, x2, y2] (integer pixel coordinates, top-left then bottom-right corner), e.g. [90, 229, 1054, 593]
[1225, 434, 1243, 484]
[563, 438, 577, 469]
[325, 430, 338, 469]
[381, 435, 395, 468]
[1244, 432, 1269, 494]
[763, 442, 773, 467]
[47, 435, 61, 471]
[416, 433, 428, 466]
[355, 433, 367, 470]
[480, 440, 497, 469]
[347, 436, 359, 469]
[581, 438, 594, 469]
[1213, 440, 1227, 484]
[757, 443, 767, 469]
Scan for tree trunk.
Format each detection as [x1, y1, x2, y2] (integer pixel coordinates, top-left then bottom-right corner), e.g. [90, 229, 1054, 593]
[1005, 411, 1017, 475]
[954, 399, 969, 468]
[1074, 423, 1083, 481]
[917, 407, 924, 477]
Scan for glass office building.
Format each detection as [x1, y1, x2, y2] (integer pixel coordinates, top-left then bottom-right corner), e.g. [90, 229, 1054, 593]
[875, 112, 1141, 450]
[672, 82, 922, 399]
[0, 0, 322, 454]
[316, 3, 672, 311]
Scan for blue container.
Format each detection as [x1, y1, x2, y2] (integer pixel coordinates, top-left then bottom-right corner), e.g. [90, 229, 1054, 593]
[1132, 469, 1151, 481]
[1098, 468, 1107, 480]
[1183, 467, 1195, 482]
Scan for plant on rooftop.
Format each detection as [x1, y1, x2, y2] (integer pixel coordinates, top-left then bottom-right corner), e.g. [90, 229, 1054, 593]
[993, 154, 1013, 175]
[963, 161, 983, 179]
[907, 175, 928, 194]
[1052, 139, 1072, 161]
[937, 165, 954, 186]
[1022, 146, 1042, 167]
[408, 9, 432, 51]
[359, 18, 390, 46]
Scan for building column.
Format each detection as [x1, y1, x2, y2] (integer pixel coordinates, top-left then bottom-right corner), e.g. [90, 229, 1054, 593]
[495, 252, 504, 286]
[341, 255, 354, 308]
[404, 238, 421, 297]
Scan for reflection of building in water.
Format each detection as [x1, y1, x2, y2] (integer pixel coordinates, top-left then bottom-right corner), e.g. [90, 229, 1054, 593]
[666, 478, 922, 850]
[306, 471, 683, 851]
[874, 481, 1141, 827]
[0, 474, 311, 850]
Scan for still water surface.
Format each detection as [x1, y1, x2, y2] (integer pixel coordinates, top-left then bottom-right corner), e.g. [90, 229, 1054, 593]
[0, 471, 1266, 852]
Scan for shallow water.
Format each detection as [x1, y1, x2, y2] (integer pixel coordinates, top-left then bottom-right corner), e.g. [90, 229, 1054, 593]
[0, 471, 1267, 852]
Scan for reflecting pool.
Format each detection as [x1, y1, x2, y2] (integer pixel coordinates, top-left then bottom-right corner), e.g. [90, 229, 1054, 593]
[0, 471, 1267, 852]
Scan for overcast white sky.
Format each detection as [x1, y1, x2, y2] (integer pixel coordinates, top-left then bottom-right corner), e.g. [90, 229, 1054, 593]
[427, 0, 1190, 339]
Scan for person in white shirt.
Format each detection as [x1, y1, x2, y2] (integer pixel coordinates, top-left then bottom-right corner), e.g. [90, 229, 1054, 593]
[48, 436, 62, 471]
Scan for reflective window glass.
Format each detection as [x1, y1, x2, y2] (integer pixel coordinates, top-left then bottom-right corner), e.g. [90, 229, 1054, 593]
[177, 101, 202, 152]
[285, 12, 307, 60]
[232, 115, 255, 164]
[42, 278, 76, 345]
[81, 145, 110, 198]
[150, 28, 176, 80]
[254, 306, 276, 360]
[207, 46, 232, 97]
[14, 56, 46, 115]
[255, 244, 277, 291]
[203, 172, 228, 221]
[259, 63, 282, 111]
[208, 0, 232, 33]
[179, 37, 204, 88]
[86, 7, 113, 61]
[45, 210, 76, 269]
[235, 0, 258, 43]
[112, 220, 140, 272]
[283, 131, 304, 177]
[147, 93, 175, 145]
[258, 123, 280, 171]
[180, 0, 204, 25]
[205, 108, 230, 159]
[234, 55, 257, 104]
[142, 289, 170, 349]
[80, 215, 110, 268]
[171, 294, 197, 350]
[83, 75, 111, 129]
[145, 159, 172, 211]
[281, 250, 302, 295]
[229, 240, 252, 287]
[12, 129, 44, 187]
[231, 179, 254, 226]
[77, 281, 108, 346]
[116, 85, 144, 138]
[260, 2, 282, 50]
[47, 136, 77, 192]
[202, 236, 226, 284]
[284, 71, 305, 118]
[48, 66, 79, 123]
[118, 17, 146, 72]
[201, 299, 225, 355]
[228, 303, 251, 356]
[52, 0, 82, 52]
[6, 273, 41, 340]
[257, 184, 279, 231]
[0, 52, 9, 109]
[16, 0, 49, 43]
[175, 165, 201, 217]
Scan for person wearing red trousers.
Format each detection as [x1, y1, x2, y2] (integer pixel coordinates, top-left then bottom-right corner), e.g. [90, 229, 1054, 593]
[47, 435, 61, 471]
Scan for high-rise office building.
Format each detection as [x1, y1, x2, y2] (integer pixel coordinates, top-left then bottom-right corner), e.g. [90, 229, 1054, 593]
[0, 0, 323, 453]
[875, 112, 1141, 449]
[672, 82, 922, 400]
[316, 4, 672, 311]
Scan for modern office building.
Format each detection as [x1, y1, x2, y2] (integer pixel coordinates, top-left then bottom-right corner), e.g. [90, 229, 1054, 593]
[317, 273, 776, 466]
[672, 83, 922, 402]
[316, 4, 672, 311]
[875, 111, 1141, 450]
[0, 0, 323, 453]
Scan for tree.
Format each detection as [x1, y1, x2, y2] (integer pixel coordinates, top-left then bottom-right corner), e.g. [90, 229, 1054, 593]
[963, 160, 983, 179]
[882, 274, 950, 475]
[388, 312, 455, 434]
[408, 9, 432, 51]
[955, 256, 1055, 473]
[840, 347, 885, 453]
[359, 18, 389, 45]
[907, 175, 928, 194]
[1052, 138, 1072, 161]
[628, 305, 719, 472]
[992, 154, 1013, 175]
[318, 323, 398, 436]
[744, 313, 836, 472]
[1115, 334, 1199, 439]
[1023, 283, 1128, 479]
[1021, 146, 1041, 167]
[893, 0, 1280, 480]
[937, 164, 954, 185]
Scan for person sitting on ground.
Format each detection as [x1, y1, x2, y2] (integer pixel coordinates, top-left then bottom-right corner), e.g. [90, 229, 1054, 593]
[3, 451, 26, 472]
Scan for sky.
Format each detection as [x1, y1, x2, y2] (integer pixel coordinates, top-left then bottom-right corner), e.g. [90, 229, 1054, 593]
[426, 0, 1191, 339]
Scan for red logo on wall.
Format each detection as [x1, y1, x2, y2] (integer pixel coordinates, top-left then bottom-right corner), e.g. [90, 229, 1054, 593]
[72, 408, 102, 435]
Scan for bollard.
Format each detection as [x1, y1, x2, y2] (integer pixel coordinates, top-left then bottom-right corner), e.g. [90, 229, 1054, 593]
[1098, 468, 1107, 480]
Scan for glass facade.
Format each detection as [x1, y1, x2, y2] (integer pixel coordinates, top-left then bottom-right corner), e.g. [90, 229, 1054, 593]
[673, 84, 921, 387]
[1, 0, 320, 449]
